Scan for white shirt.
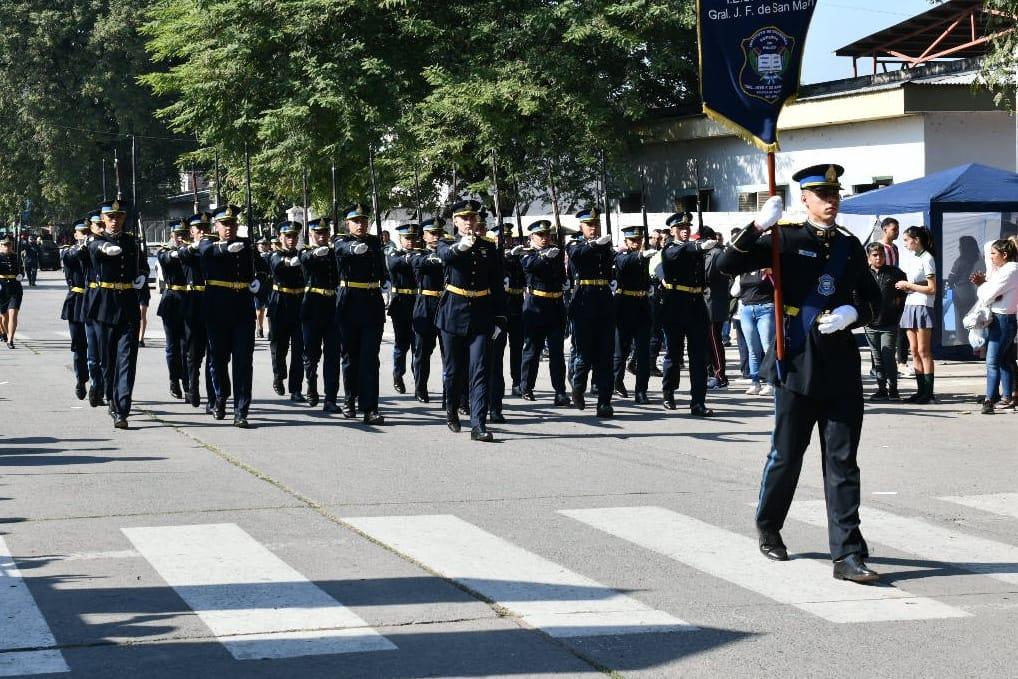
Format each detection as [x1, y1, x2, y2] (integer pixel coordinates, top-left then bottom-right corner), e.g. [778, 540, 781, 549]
[977, 261, 1018, 314]
[904, 250, 936, 307]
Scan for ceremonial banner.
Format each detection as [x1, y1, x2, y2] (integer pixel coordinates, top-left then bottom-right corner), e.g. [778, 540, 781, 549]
[697, 0, 818, 152]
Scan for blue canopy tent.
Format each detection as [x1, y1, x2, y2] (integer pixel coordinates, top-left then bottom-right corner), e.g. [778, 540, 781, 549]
[841, 163, 1018, 358]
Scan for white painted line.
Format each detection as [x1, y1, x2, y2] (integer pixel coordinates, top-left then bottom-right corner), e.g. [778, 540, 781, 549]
[344, 514, 694, 637]
[561, 507, 967, 624]
[0, 537, 70, 676]
[939, 493, 1018, 520]
[122, 523, 396, 660]
[789, 501, 1018, 586]
[52, 331, 71, 339]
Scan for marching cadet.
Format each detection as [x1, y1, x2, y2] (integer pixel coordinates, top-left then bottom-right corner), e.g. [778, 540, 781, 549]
[268, 221, 307, 402]
[658, 212, 717, 416]
[255, 237, 272, 338]
[333, 203, 386, 425]
[81, 211, 106, 406]
[178, 212, 216, 410]
[86, 199, 149, 429]
[436, 199, 507, 442]
[200, 204, 266, 428]
[516, 220, 570, 406]
[0, 232, 25, 349]
[156, 220, 191, 400]
[301, 218, 341, 412]
[409, 217, 447, 403]
[60, 220, 90, 398]
[490, 223, 525, 413]
[717, 164, 883, 583]
[613, 225, 657, 404]
[386, 223, 420, 395]
[566, 208, 616, 418]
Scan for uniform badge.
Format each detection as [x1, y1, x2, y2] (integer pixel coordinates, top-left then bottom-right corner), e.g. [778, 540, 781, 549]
[817, 274, 836, 297]
[798, 249, 817, 258]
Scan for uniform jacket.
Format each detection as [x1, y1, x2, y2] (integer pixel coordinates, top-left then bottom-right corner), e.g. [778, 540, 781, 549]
[521, 246, 567, 325]
[565, 237, 615, 321]
[85, 232, 147, 325]
[198, 237, 261, 326]
[386, 249, 419, 319]
[614, 249, 652, 327]
[300, 245, 340, 324]
[435, 235, 506, 336]
[268, 249, 307, 321]
[60, 245, 88, 322]
[703, 248, 732, 323]
[157, 246, 189, 319]
[503, 251, 525, 319]
[411, 245, 445, 331]
[334, 234, 386, 328]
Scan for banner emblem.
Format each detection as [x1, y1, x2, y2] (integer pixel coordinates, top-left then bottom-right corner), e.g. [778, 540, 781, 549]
[740, 27, 795, 104]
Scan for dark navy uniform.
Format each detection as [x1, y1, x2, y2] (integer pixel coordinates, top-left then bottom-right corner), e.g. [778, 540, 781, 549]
[199, 205, 264, 426]
[178, 214, 215, 410]
[300, 220, 341, 410]
[60, 224, 90, 397]
[613, 226, 654, 402]
[21, 241, 39, 286]
[80, 214, 106, 404]
[566, 209, 615, 415]
[716, 164, 883, 574]
[436, 200, 507, 438]
[86, 201, 148, 427]
[268, 223, 307, 399]
[156, 223, 191, 399]
[488, 223, 526, 417]
[519, 221, 568, 402]
[410, 220, 447, 402]
[0, 248, 24, 316]
[333, 206, 386, 421]
[386, 224, 420, 393]
[658, 213, 713, 414]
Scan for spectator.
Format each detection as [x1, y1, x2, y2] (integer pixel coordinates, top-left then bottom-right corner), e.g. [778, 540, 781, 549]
[738, 268, 774, 396]
[702, 227, 730, 389]
[895, 226, 937, 403]
[878, 218, 910, 373]
[864, 243, 906, 400]
[972, 239, 1018, 414]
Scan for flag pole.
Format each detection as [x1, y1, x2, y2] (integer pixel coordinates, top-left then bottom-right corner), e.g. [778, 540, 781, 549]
[767, 152, 786, 371]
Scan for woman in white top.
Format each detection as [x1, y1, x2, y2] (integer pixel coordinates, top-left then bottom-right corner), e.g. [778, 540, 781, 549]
[895, 226, 937, 404]
[972, 239, 1018, 413]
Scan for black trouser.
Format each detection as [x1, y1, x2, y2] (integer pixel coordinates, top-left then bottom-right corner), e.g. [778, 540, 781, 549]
[340, 322, 383, 413]
[756, 386, 868, 561]
[489, 326, 508, 413]
[865, 327, 898, 391]
[615, 318, 650, 393]
[208, 318, 255, 417]
[442, 330, 491, 429]
[68, 320, 88, 386]
[521, 310, 567, 395]
[26, 265, 38, 286]
[412, 325, 441, 395]
[649, 301, 665, 365]
[706, 321, 727, 383]
[506, 312, 523, 391]
[302, 315, 340, 401]
[390, 298, 414, 379]
[162, 315, 189, 388]
[97, 320, 139, 418]
[661, 311, 709, 408]
[269, 314, 304, 394]
[571, 315, 614, 406]
[85, 320, 105, 393]
[184, 317, 214, 406]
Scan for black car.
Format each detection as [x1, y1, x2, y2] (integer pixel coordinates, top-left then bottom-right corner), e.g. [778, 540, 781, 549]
[36, 235, 61, 271]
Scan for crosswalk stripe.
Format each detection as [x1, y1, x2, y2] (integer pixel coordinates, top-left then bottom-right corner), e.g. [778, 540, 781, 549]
[561, 507, 967, 624]
[939, 493, 1018, 520]
[343, 514, 694, 637]
[122, 523, 397, 660]
[0, 537, 70, 676]
[788, 501, 1018, 586]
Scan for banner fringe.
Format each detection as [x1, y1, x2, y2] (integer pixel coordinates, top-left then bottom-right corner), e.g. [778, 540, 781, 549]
[702, 105, 782, 154]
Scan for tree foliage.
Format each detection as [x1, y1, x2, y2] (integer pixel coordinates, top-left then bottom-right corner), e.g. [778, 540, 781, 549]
[980, 0, 1018, 111]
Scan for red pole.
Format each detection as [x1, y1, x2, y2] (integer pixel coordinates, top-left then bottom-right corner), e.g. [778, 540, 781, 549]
[767, 152, 786, 365]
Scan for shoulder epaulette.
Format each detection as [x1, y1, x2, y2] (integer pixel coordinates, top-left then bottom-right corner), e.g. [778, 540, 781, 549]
[480, 235, 497, 244]
[835, 226, 855, 238]
[777, 220, 802, 229]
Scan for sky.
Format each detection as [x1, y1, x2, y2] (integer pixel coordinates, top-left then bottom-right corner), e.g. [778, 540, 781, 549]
[801, 0, 939, 83]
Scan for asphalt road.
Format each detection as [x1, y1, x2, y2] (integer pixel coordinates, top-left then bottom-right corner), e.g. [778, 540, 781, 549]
[1, 270, 1016, 679]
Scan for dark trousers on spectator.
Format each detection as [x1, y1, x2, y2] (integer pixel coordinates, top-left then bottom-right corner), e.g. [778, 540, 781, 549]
[865, 327, 898, 392]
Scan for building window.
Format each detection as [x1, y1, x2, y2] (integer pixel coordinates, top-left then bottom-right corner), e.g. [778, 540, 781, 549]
[738, 186, 787, 212]
[619, 191, 643, 213]
[673, 190, 714, 214]
[852, 176, 893, 195]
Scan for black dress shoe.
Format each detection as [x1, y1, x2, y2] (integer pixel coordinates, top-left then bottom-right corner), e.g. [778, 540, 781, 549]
[75, 381, 87, 400]
[833, 553, 880, 584]
[393, 376, 406, 394]
[634, 391, 649, 405]
[596, 404, 614, 418]
[272, 378, 285, 396]
[88, 387, 101, 408]
[113, 416, 128, 430]
[233, 416, 250, 429]
[571, 387, 586, 411]
[521, 390, 536, 402]
[307, 391, 320, 407]
[363, 411, 385, 425]
[690, 404, 715, 417]
[447, 409, 461, 433]
[614, 378, 629, 399]
[869, 389, 889, 402]
[510, 385, 522, 397]
[553, 392, 570, 407]
[471, 426, 493, 442]
[662, 391, 677, 410]
[290, 392, 306, 403]
[322, 400, 341, 414]
[170, 380, 183, 399]
[415, 390, 430, 403]
[214, 399, 227, 420]
[190, 389, 201, 408]
[342, 400, 357, 418]
[758, 530, 788, 561]
[489, 410, 506, 424]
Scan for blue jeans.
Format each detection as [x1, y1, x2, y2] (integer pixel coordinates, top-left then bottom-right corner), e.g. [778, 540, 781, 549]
[740, 303, 775, 383]
[986, 313, 1017, 400]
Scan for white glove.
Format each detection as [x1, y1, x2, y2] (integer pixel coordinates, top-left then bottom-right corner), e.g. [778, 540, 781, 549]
[491, 327, 502, 340]
[510, 245, 524, 257]
[698, 239, 718, 251]
[352, 242, 369, 255]
[249, 279, 261, 294]
[313, 246, 330, 257]
[285, 256, 300, 267]
[543, 247, 561, 259]
[188, 243, 199, 251]
[816, 305, 858, 335]
[641, 248, 658, 259]
[427, 255, 442, 264]
[455, 235, 475, 252]
[102, 244, 123, 257]
[754, 195, 784, 231]
[594, 235, 612, 246]
[15, 274, 24, 282]
[170, 250, 179, 259]
[227, 242, 245, 254]
[132, 275, 146, 290]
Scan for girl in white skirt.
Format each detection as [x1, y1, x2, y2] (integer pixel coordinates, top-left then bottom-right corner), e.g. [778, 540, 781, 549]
[895, 226, 937, 403]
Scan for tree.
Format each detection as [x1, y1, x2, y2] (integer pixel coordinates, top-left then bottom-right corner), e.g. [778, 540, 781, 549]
[980, 0, 1018, 110]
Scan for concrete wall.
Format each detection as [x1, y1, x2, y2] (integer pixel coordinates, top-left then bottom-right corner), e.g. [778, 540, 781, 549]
[923, 111, 1017, 175]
